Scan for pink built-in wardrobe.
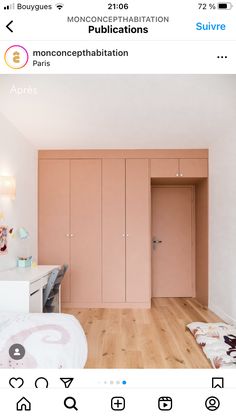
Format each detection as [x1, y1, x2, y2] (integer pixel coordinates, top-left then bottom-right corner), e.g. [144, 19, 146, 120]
[38, 149, 208, 309]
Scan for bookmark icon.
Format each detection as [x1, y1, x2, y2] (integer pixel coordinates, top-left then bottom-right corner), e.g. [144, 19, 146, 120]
[60, 378, 74, 388]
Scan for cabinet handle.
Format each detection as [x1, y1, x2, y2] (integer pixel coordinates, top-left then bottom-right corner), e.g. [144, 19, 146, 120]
[70, 233, 75, 238]
[152, 238, 162, 250]
[66, 234, 70, 238]
[180, 173, 183, 177]
[176, 173, 179, 177]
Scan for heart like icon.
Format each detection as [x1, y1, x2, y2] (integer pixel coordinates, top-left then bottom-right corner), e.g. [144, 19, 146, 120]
[9, 377, 24, 388]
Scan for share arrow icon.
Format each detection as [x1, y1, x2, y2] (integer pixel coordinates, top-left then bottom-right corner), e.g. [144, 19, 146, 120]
[60, 378, 74, 388]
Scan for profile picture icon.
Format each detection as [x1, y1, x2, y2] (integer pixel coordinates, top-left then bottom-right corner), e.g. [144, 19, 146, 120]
[205, 396, 220, 411]
[4, 45, 29, 69]
[9, 343, 26, 360]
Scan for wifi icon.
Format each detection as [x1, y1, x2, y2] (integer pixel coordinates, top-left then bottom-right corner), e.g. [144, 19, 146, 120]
[56, 3, 64, 10]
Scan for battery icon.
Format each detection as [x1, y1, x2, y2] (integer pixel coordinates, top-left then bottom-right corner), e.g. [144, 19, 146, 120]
[218, 2, 233, 9]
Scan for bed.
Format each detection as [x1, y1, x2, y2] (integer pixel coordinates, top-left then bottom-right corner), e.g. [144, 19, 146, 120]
[187, 322, 236, 369]
[0, 313, 88, 368]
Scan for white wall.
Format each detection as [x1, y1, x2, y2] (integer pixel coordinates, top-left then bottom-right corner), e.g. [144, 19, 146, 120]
[209, 137, 236, 324]
[0, 114, 37, 271]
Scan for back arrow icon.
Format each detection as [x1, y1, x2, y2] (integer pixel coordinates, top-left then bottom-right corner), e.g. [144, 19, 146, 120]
[6, 20, 13, 33]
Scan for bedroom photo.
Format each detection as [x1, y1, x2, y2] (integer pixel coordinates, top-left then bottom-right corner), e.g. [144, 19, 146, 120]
[0, 74, 236, 370]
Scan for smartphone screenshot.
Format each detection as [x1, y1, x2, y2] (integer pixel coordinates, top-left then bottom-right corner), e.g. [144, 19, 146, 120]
[0, 0, 236, 417]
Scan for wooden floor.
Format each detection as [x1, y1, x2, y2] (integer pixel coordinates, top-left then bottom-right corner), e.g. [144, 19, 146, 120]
[63, 298, 221, 368]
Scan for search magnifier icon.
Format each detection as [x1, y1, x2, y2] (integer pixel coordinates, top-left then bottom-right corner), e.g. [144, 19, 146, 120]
[64, 397, 78, 411]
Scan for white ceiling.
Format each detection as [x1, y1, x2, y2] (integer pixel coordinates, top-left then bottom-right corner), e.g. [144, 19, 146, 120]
[0, 75, 236, 149]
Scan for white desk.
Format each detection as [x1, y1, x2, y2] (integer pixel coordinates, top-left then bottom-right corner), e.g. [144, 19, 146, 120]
[0, 266, 60, 313]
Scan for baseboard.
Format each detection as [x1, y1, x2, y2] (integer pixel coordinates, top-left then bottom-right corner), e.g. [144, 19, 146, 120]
[62, 302, 151, 309]
[209, 303, 236, 325]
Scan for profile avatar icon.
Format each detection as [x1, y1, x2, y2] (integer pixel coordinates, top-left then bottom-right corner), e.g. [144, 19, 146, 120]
[4, 45, 29, 69]
[14, 347, 21, 357]
[205, 396, 220, 411]
[9, 344, 26, 360]
[13, 51, 20, 64]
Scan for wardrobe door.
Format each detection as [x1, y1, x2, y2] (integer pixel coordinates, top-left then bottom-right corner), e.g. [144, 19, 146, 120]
[126, 159, 150, 303]
[70, 160, 102, 303]
[150, 159, 179, 177]
[179, 159, 208, 177]
[38, 159, 71, 303]
[102, 159, 126, 302]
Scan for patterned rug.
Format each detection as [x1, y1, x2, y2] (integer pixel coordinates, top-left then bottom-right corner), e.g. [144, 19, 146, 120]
[187, 322, 236, 368]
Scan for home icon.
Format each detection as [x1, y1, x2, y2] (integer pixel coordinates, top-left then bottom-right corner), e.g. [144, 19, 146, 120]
[16, 397, 31, 411]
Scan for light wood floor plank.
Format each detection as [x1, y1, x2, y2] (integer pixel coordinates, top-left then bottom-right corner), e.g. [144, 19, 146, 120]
[63, 298, 222, 368]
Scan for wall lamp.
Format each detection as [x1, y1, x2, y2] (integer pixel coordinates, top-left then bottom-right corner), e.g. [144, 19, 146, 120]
[0, 176, 16, 199]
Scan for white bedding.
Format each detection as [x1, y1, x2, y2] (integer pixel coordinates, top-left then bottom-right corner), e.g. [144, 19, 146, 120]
[0, 313, 88, 368]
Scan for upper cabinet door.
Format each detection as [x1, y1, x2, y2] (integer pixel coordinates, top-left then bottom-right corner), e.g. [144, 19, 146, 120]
[151, 159, 179, 177]
[126, 159, 150, 303]
[70, 160, 102, 303]
[180, 159, 208, 178]
[102, 159, 126, 303]
[38, 159, 71, 303]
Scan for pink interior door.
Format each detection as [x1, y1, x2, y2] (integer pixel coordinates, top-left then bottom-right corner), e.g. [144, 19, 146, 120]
[152, 187, 194, 297]
[38, 159, 71, 303]
[70, 159, 102, 303]
[102, 159, 126, 302]
[126, 159, 150, 303]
